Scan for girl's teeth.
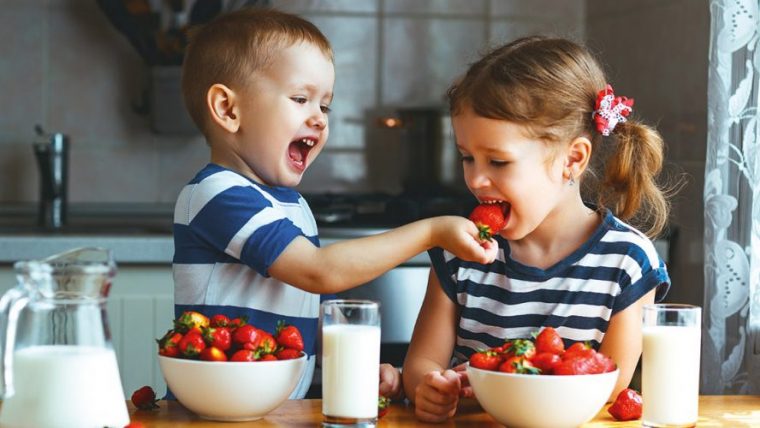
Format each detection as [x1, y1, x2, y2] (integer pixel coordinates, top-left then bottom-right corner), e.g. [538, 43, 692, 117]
[301, 138, 315, 147]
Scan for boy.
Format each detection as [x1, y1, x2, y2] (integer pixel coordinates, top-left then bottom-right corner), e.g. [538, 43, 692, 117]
[173, 7, 496, 398]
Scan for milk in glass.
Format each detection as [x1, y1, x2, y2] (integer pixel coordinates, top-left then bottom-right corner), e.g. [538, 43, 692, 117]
[322, 324, 381, 419]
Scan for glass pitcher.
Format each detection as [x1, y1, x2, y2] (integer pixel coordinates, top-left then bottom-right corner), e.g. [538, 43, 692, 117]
[0, 247, 129, 428]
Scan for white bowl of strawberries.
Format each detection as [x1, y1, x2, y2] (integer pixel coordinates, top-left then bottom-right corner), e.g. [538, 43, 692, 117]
[466, 327, 619, 428]
[157, 311, 307, 421]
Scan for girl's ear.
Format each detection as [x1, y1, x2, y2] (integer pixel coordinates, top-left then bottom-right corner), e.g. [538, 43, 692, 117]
[564, 136, 592, 180]
[207, 84, 240, 133]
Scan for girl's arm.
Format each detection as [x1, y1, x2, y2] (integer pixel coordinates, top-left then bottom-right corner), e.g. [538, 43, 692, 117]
[599, 288, 657, 400]
[269, 216, 496, 294]
[402, 271, 462, 423]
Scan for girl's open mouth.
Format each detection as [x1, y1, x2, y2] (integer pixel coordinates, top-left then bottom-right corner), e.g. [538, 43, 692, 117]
[288, 137, 317, 171]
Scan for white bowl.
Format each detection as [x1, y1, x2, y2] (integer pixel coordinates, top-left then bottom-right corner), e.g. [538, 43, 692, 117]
[158, 354, 306, 421]
[467, 364, 619, 428]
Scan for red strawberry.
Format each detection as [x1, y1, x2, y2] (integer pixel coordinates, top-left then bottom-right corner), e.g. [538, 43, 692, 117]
[505, 339, 536, 360]
[534, 327, 565, 354]
[530, 352, 562, 374]
[210, 314, 230, 328]
[203, 327, 232, 351]
[230, 349, 257, 362]
[229, 316, 248, 329]
[608, 388, 643, 421]
[177, 329, 206, 358]
[199, 346, 228, 362]
[276, 348, 303, 360]
[232, 324, 260, 345]
[378, 395, 391, 418]
[259, 354, 278, 361]
[254, 332, 277, 354]
[156, 329, 183, 358]
[275, 322, 305, 352]
[468, 203, 507, 240]
[131, 385, 159, 410]
[498, 356, 540, 374]
[469, 350, 502, 371]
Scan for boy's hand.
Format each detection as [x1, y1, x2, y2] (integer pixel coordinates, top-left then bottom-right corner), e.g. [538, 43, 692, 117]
[379, 363, 403, 400]
[434, 216, 498, 264]
[413, 369, 461, 423]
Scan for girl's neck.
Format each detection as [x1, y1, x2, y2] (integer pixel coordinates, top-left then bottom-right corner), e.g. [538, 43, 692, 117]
[508, 195, 601, 270]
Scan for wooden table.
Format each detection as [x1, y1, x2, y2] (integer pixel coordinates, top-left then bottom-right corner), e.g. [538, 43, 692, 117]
[127, 396, 760, 427]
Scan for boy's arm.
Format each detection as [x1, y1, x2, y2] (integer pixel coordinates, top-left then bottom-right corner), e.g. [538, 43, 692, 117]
[268, 215, 495, 294]
[402, 272, 461, 422]
[599, 288, 656, 401]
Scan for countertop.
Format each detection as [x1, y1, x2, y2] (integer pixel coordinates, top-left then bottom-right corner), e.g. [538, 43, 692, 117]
[127, 396, 760, 426]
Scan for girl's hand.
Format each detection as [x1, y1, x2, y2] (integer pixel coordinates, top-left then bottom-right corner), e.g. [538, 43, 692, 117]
[413, 369, 461, 423]
[379, 363, 404, 400]
[452, 363, 474, 398]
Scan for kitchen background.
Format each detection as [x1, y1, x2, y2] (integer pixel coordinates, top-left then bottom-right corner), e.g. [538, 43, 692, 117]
[0, 0, 708, 395]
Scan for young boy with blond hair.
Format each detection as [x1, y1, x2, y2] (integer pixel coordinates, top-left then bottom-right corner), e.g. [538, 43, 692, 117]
[173, 7, 496, 398]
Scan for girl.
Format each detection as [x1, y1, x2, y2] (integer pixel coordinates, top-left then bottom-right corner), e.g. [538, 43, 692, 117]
[401, 36, 672, 423]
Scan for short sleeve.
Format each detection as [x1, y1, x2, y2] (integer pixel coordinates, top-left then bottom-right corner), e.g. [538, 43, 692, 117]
[612, 266, 670, 314]
[428, 247, 461, 303]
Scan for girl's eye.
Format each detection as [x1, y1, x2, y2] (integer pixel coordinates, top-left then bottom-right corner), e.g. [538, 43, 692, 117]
[321, 105, 332, 114]
[460, 155, 474, 163]
[292, 96, 308, 104]
[490, 159, 509, 167]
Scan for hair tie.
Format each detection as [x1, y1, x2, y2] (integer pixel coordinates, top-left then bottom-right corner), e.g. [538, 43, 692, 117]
[592, 84, 634, 136]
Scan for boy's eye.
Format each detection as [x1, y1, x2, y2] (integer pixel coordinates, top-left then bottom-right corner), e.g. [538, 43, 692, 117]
[292, 96, 308, 104]
[321, 105, 332, 114]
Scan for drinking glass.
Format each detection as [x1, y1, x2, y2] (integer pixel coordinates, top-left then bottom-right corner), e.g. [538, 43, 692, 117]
[642, 304, 701, 428]
[321, 300, 381, 427]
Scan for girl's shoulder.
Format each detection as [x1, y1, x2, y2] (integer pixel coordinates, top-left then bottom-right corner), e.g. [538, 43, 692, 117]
[594, 211, 665, 268]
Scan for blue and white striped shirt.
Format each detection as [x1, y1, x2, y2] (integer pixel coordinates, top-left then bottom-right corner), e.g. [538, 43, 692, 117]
[429, 210, 670, 365]
[173, 163, 320, 398]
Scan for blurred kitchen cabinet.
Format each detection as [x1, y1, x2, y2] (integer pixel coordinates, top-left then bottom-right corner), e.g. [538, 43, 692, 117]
[0, 264, 174, 398]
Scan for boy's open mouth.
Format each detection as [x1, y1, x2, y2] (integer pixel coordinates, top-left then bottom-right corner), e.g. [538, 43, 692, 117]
[288, 137, 317, 169]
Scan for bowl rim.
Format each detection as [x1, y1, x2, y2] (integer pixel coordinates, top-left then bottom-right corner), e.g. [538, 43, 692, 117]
[466, 362, 620, 378]
[158, 353, 307, 365]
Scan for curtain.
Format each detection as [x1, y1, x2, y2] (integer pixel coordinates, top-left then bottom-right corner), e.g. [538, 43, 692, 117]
[702, 0, 760, 394]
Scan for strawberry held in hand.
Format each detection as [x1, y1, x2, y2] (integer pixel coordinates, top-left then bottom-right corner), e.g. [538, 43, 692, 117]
[608, 388, 643, 421]
[469, 202, 507, 241]
[131, 385, 159, 410]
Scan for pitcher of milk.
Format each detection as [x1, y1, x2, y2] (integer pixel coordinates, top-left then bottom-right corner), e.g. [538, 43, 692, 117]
[0, 247, 129, 428]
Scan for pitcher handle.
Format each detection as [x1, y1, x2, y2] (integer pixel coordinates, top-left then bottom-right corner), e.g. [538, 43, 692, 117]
[0, 287, 29, 398]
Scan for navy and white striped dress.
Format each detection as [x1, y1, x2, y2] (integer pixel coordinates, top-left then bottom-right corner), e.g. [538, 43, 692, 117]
[429, 210, 670, 365]
[173, 163, 321, 398]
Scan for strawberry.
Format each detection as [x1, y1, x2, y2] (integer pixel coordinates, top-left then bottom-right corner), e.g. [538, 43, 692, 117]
[210, 314, 230, 328]
[124, 423, 146, 428]
[530, 352, 562, 374]
[534, 327, 565, 355]
[259, 354, 278, 361]
[200, 346, 228, 362]
[608, 388, 643, 421]
[275, 321, 304, 352]
[177, 329, 206, 358]
[131, 385, 159, 410]
[469, 350, 502, 371]
[203, 327, 232, 351]
[505, 339, 536, 360]
[254, 332, 277, 354]
[156, 329, 183, 358]
[468, 203, 506, 240]
[276, 348, 303, 360]
[498, 356, 540, 374]
[232, 324, 260, 346]
[174, 311, 210, 333]
[229, 316, 248, 329]
[230, 349, 257, 362]
[378, 395, 391, 418]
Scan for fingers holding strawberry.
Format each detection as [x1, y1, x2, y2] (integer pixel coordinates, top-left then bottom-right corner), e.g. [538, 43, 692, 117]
[469, 202, 507, 241]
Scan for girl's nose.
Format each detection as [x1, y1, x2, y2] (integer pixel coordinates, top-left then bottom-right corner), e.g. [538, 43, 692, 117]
[308, 112, 327, 130]
[466, 167, 490, 189]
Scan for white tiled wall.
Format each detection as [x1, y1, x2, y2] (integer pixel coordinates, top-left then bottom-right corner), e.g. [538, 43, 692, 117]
[0, 0, 585, 202]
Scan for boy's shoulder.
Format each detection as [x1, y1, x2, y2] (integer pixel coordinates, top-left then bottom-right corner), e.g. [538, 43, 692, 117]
[186, 164, 302, 204]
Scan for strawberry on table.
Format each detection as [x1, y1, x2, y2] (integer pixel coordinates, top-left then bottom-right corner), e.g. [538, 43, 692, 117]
[468, 202, 507, 240]
[275, 321, 305, 352]
[608, 388, 643, 421]
[131, 385, 159, 410]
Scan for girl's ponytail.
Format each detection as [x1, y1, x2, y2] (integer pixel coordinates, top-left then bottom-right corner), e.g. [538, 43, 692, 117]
[597, 120, 670, 238]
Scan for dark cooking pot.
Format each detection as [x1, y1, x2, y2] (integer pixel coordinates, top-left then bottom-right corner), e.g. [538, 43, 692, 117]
[378, 107, 465, 195]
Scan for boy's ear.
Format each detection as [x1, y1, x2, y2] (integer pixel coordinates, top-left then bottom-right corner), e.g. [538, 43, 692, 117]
[207, 84, 240, 133]
[564, 136, 592, 180]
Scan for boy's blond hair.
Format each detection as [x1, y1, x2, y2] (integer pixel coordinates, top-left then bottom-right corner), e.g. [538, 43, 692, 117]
[181, 7, 334, 135]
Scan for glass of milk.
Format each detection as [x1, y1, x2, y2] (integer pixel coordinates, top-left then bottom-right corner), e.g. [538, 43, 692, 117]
[321, 299, 381, 427]
[642, 304, 701, 428]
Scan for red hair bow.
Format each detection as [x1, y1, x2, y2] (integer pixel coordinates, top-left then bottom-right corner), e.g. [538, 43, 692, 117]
[593, 84, 634, 136]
